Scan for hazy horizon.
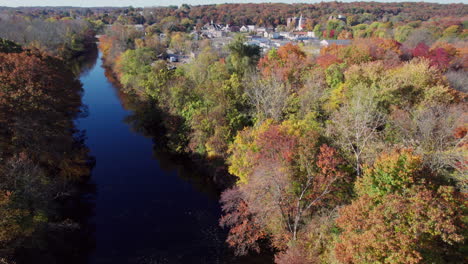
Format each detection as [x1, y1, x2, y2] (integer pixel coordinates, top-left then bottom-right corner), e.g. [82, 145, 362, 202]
[0, 0, 466, 8]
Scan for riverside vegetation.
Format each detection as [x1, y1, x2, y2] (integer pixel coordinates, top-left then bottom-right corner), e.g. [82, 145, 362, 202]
[98, 2, 467, 264]
[0, 14, 98, 263]
[0, 2, 467, 264]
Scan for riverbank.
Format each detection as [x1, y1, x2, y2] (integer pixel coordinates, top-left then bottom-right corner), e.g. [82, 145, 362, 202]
[99, 54, 239, 190]
[76, 50, 273, 263]
[0, 42, 96, 264]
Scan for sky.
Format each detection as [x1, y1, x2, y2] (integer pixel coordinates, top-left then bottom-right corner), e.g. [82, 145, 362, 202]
[0, 0, 466, 8]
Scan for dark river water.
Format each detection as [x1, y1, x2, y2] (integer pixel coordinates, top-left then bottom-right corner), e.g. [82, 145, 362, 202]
[76, 52, 271, 264]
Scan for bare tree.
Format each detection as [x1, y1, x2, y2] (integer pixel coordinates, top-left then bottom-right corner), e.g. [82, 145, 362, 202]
[298, 69, 327, 118]
[289, 144, 346, 241]
[0, 15, 92, 56]
[403, 28, 436, 49]
[327, 92, 386, 176]
[246, 74, 290, 121]
[391, 105, 467, 183]
[446, 70, 468, 93]
[241, 141, 346, 242]
[0, 155, 52, 204]
[242, 160, 292, 235]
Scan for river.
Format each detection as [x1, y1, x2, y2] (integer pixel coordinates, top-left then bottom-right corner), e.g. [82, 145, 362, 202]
[76, 52, 271, 264]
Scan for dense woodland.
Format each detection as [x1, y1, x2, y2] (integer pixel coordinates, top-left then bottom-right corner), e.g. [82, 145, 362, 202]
[97, 2, 467, 264]
[0, 2, 467, 264]
[0, 15, 97, 263]
[0, 14, 96, 60]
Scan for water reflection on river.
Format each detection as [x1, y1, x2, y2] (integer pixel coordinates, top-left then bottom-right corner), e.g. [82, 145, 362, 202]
[77, 51, 272, 264]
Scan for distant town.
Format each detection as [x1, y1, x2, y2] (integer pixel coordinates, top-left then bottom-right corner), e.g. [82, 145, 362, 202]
[124, 14, 351, 64]
[0, 2, 466, 264]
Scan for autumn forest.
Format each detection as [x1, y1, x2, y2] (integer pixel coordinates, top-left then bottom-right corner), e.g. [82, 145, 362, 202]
[0, 1, 467, 264]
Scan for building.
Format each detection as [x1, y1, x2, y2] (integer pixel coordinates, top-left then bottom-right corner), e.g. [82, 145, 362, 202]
[240, 25, 256, 32]
[291, 31, 308, 38]
[169, 55, 178, 62]
[277, 31, 291, 39]
[256, 27, 267, 35]
[134, 24, 145, 31]
[320, 39, 352, 47]
[265, 31, 281, 39]
[246, 37, 273, 52]
[247, 25, 256, 32]
[328, 14, 347, 22]
[287, 15, 309, 31]
[200, 31, 227, 39]
[229, 26, 240, 32]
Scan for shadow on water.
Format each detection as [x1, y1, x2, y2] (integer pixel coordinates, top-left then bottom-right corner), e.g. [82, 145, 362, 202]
[13, 45, 273, 264]
[69, 44, 100, 78]
[100, 65, 273, 264]
[13, 45, 99, 264]
[71, 54, 274, 264]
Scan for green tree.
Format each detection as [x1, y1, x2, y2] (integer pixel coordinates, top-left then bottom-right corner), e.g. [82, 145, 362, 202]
[117, 47, 159, 94]
[226, 35, 261, 76]
[394, 25, 414, 42]
[335, 149, 466, 264]
[0, 38, 22, 53]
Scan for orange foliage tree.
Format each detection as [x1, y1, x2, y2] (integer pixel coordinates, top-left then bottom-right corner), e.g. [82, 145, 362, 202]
[258, 43, 309, 87]
[335, 150, 466, 263]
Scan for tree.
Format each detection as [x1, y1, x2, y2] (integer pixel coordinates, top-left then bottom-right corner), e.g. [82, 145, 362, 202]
[169, 32, 190, 54]
[412, 43, 453, 70]
[336, 186, 465, 264]
[258, 43, 308, 87]
[394, 25, 414, 42]
[446, 70, 468, 93]
[219, 187, 266, 256]
[0, 15, 95, 59]
[275, 243, 311, 264]
[316, 54, 342, 69]
[0, 47, 90, 260]
[226, 34, 261, 76]
[0, 38, 22, 53]
[389, 105, 467, 183]
[116, 47, 161, 95]
[297, 68, 327, 118]
[288, 143, 348, 240]
[412, 42, 430, 57]
[0, 191, 30, 247]
[404, 29, 436, 49]
[225, 121, 348, 251]
[245, 74, 290, 121]
[442, 25, 461, 39]
[327, 92, 386, 176]
[335, 149, 466, 263]
[355, 149, 424, 197]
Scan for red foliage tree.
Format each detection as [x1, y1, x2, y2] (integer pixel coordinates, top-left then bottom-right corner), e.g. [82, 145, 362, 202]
[412, 42, 452, 70]
[412, 42, 430, 57]
[316, 54, 342, 69]
[428, 47, 451, 70]
[258, 43, 309, 87]
[219, 187, 266, 256]
[255, 124, 297, 163]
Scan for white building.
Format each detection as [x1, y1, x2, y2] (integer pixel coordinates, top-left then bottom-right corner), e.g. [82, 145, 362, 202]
[134, 24, 145, 31]
[320, 39, 352, 47]
[247, 25, 256, 32]
[297, 14, 304, 31]
[265, 32, 280, 39]
[256, 27, 266, 34]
